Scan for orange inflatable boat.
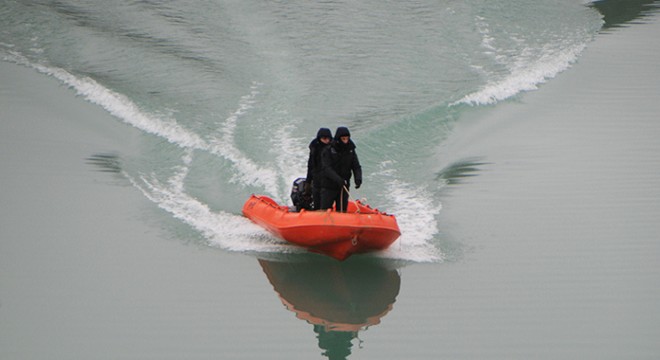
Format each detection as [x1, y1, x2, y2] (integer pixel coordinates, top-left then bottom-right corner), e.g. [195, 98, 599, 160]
[242, 194, 401, 260]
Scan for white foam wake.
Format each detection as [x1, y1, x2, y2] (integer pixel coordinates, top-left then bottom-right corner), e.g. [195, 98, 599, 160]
[453, 17, 588, 106]
[207, 82, 281, 199]
[4, 52, 280, 197]
[456, 44, 585, 106]
[127, 150, 298, 254]
[272, 123, 308, 195]
[372, 161, 444, 262]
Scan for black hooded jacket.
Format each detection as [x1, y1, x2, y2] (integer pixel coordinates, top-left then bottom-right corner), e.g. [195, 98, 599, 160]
[320, 127, 362, 190]
[306, 128, 332, 186]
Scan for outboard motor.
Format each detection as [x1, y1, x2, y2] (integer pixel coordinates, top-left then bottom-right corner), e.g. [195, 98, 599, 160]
[290, 177, 313, 211]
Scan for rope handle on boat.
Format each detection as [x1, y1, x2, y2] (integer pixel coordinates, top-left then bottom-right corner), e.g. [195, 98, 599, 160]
[342, 185, 360, 213]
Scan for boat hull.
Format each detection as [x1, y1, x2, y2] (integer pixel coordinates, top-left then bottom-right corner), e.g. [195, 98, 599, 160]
[242, 195, 401, 260]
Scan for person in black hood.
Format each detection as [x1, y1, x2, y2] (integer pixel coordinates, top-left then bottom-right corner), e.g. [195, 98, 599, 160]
[319, 126, 362, 212]
[306, 127, 333, 210]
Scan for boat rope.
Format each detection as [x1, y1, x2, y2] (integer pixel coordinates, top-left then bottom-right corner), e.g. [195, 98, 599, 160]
[342, 185, 360, 213]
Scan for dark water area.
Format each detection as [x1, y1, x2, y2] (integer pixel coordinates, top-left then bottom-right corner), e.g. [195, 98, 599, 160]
[590, 0, 659, 28]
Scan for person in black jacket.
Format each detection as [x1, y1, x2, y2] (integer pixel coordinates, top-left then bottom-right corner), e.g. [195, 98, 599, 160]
[305, 128, 333, 210]
[320, 126, 362, 212]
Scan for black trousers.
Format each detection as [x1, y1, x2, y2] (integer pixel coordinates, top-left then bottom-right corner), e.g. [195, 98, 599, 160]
[320, 187, 350, 212]
[312, 185, 322, 211]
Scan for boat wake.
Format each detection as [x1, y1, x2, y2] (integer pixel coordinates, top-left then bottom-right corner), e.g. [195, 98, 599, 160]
[373, 161, 444, 262]
[129, 149, 443, 262]
[127, 149, 297, 254]
[452, 15, 595, 106]
[5, 52, 446, 263]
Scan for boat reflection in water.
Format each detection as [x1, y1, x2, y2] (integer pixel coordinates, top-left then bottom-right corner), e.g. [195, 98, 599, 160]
[258, 257, 401, 359]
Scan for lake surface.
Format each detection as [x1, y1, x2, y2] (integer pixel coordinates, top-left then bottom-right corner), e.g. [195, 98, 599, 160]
[2, 1, 660, 359]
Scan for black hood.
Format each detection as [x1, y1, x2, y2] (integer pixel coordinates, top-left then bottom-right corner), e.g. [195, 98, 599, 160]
[316, 127, 332, 140]
[333, 126, 355, 151]
[334, 126, 351, 139]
